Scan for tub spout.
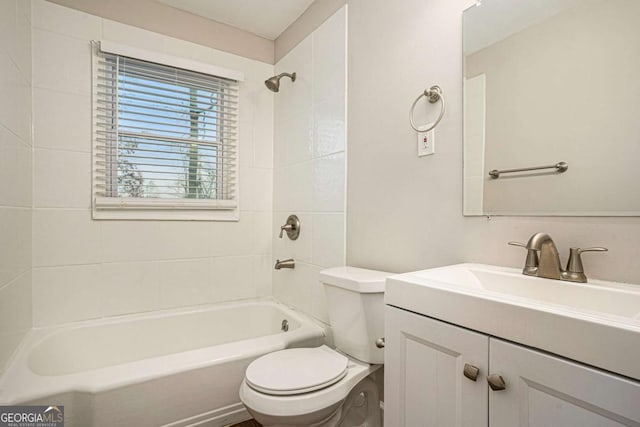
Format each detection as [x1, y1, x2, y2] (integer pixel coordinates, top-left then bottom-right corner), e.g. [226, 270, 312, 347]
[274, 259, 295, 270]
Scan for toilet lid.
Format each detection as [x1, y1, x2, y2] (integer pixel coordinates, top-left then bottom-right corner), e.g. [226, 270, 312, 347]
[245, 346, 349, 396]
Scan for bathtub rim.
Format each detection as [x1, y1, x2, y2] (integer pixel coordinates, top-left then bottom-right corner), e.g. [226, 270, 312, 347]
[0, 298, 325, 405]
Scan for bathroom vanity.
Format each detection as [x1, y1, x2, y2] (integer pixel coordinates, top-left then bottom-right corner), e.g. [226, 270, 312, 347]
[383, 264, 640, 426]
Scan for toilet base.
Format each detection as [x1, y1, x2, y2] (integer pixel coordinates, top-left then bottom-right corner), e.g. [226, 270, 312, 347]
[246, 377, 381, 427]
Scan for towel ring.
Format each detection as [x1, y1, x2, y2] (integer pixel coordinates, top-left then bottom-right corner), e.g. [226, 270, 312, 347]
[409, 85, 445, 132]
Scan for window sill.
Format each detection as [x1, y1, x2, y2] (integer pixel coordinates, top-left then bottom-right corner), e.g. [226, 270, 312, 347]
[92, 197, 239, 221]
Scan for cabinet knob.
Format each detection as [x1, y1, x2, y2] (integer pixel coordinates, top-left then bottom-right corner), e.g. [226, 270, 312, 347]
[487, 373, 506, 391]
[463, 363, 480, 381]
[375, 337, 385, 348]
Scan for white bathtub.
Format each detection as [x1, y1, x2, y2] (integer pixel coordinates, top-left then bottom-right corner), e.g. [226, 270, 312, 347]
[0, 299, 324, 426]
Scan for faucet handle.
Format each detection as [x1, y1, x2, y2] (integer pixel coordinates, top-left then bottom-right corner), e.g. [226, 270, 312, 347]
[508, 241, 539, 273]
[575, 247, 608, 254]
[565, 247, 608, 283]
[279, 224, 292, 238]
[278, 215, 300, 240]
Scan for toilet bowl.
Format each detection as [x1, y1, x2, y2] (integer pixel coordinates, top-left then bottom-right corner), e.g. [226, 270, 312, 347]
[240, 346, 381, 426]
[239, 267, 391, 427]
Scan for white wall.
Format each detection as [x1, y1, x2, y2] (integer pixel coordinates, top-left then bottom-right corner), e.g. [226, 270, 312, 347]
[0, 0, 32, 372]
[346, 0, 640, 284]
[272, 7, 347, 326]
[30, 0, 275, 326]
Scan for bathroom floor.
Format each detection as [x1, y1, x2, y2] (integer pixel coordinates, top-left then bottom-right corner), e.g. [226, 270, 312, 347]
[231, 419, 262, 427]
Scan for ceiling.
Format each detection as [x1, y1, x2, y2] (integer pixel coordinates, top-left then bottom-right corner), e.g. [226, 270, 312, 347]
[156, 0, 316, 40]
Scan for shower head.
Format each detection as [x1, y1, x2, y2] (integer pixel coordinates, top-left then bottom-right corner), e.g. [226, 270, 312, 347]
[265, 72, 296, 92]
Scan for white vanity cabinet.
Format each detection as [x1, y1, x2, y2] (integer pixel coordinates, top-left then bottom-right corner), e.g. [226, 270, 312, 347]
[384, 306, 489, 427]
[385, 306, 640, 427]
[489, 338, 640, 427]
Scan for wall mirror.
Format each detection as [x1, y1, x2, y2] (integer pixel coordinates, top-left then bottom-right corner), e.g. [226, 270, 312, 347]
[462, 0, 640, 216]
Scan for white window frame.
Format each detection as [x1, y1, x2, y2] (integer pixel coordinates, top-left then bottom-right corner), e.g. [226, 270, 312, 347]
[91, 41, 244, 221]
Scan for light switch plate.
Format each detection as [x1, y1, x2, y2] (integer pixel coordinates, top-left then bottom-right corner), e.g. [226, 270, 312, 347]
[417, 126, 435, 156]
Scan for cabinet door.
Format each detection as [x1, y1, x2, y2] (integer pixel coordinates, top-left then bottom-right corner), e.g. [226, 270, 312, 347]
[489, 338, 640, 427]
[384, 306, 489, 427]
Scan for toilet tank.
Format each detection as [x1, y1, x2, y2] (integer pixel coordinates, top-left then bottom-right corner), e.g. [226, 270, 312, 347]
[319, 267, 392, 364]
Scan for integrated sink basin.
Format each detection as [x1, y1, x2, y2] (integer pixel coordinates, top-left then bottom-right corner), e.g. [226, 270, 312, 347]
[386, 263, 640, 380]
[411, 264, 640, 319]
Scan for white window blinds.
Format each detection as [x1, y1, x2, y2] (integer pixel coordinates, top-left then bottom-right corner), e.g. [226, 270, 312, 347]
[92, 42, 239, 214]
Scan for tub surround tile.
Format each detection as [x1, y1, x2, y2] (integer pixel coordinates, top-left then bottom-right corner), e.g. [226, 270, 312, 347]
[32, 88, 91, 153]
[100, 262, 161, 317]
[312, 152, 345, 213]
[252, 110, 275, 170]
[31, 256, 276, 325]
[273, 263, 310, 314]
[0, 330, 25, 375]
[0, 128, 31, 207]
[239, 167, 273, 212]
[272, 7, 347, 324]
[0, 331, 23, 373]
[274, 37, 313, 129]
[156, 259, 212, 309]
[274, 110, 313, 167]
[33, 148, 91, 208]
[0, 2, 16, 58]
[32, 0, 102, 40]
[12, 7, 31, 79]
[0, 272, 32, 336]
[272, 212, 312, 264]
[32, 209, 101, 267]
[210, 256, 256, 303]
[312, 7, 346, 106]
[253, 255, 273, 297]
[238, 119, 255, 168]
[0, 54, 31, 142]
[0, 0, 32, 373]
[101, 220, 210, 263]
[102, 19, 172, 58]
[209, 212, 255, 257]
[0, 207, 32, 286]
[312, 99, 345, 158]
[32, 265, 101, 326]
[32, 29, 92, 96]
[311, 213, 345, 268]
[273, 162, 313, 212]
[252, 212, 273, 256]
[26, 1, 275, 328]
[308, 264, 330, 324]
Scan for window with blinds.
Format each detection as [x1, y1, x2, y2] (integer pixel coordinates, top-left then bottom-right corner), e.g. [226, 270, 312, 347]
[92, 42, 239, 219]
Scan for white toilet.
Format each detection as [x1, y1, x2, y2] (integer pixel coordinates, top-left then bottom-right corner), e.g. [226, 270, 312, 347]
[239, 266, 391, 427]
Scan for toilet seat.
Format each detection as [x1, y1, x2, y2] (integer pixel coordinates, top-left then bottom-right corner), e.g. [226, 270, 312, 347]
[240, 353, 380, 420]
[245, 346, 348, 396]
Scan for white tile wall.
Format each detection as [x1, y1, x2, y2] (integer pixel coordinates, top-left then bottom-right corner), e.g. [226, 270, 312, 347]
[0, 127, 32, 208]
[0, 207, 31, 285]
[33, 88, 91, 152]
[30, 0, 275, 326]
[34, 149, 91, 208]
[0, 0, 32, 373]
[0, 272, 32, 367]
[32, 30, 92, 96]
[0, 53, 31, 141]
[272, 7, 347, 326]
[32, 265, 101, 325]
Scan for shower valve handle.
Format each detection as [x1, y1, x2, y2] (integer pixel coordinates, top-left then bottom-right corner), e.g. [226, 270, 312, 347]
[278, 215, 300, 240]
[279, 224, 293, 238]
